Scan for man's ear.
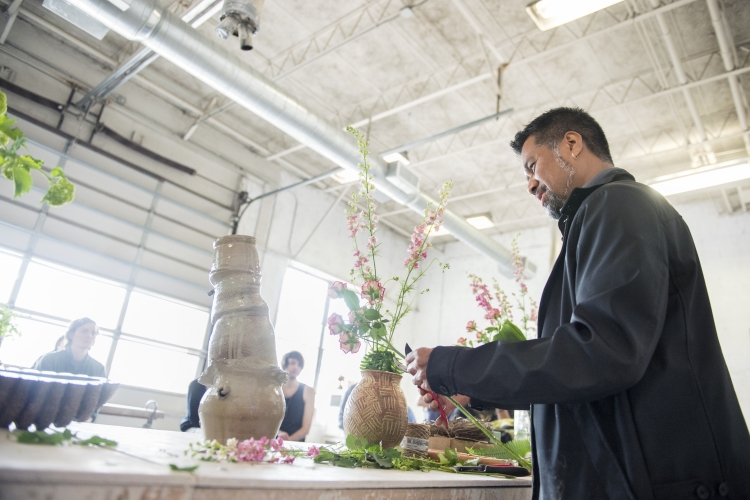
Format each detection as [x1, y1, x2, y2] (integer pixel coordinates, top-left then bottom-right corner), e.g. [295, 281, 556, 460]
[563, 131, 583, 158]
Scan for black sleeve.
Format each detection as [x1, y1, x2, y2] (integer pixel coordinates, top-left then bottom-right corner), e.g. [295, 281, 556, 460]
[427, 187, 669, 407]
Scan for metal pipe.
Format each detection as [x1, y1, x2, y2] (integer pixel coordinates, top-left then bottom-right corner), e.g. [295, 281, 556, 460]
[380, 108, 512, 157]
[65, 0, 519, 273]
[706, 0, 750, 154]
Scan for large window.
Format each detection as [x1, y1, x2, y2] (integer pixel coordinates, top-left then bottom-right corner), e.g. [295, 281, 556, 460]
[0, 250, 210, 394]
[273, 266, 365, 440]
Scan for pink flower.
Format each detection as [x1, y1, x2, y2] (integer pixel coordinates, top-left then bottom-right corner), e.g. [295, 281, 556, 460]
[361, 280, 385, 305]
[327, 313, 345, 335]
[282, 455, 295, 464]
[456, 337, 467, 346]
[328, 281, 347, 299]
[476, 331, 483, 341]
[307, 445, 320, 457]
[339, 332, 361, 354]
[466, 320, 476, 332]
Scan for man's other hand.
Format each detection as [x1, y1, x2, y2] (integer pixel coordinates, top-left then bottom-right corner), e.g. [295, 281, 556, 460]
[406, 347, 433, 388]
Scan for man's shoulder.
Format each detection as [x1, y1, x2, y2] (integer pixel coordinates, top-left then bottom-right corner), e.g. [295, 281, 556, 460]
[581, 179, 679, 223]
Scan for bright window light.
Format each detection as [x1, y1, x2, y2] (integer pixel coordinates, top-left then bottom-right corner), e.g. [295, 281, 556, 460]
[332, 169, 360, 184]
[648, 162, 750, 196]
[526, 0, 625, 31]
[15, 261, 127, 329]
[274, 268, 330, 387]
[0, 249, 23, 303]
[382, 152, 410, 165]
[109, 338, 201, 393]
[466, 214, 494, 229]
[122, 290, 209, 350]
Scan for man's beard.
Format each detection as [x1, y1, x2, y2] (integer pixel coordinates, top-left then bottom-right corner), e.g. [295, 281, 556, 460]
[542, 153, 576, 220]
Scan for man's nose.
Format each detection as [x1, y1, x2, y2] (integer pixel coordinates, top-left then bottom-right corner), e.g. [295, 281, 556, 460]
[527, 177, 539, 196]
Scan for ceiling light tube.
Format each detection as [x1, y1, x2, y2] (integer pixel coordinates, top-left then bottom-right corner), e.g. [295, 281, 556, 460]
[466, 214, 494, 229]
[525, 0, 625, 31]
[647, 161, 750, 196]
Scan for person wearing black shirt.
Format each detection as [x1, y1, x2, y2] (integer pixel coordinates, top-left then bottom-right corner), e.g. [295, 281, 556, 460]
[278, 351, 315, 442]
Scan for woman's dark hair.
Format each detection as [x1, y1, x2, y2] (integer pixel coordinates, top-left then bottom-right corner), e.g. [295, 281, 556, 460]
[510, 107, 614, 164]
[282, 351, 304, 369]
[64, 317, 98, 346]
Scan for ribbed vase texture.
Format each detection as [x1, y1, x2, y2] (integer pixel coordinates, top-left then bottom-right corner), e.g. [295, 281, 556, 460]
[198, 235, 287, 443]
[343, 370, 408, 449]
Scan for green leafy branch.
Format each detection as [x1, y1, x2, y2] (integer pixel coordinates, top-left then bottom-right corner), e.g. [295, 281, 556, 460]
[0, 91, 75, 206]
[13, 428, 117, 447]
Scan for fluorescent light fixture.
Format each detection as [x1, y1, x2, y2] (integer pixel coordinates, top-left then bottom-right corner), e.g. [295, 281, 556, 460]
[382, 152, 410, 165]
[332, 169, 359, 184]
[525, 0, 625, 31]
[429, 226, 451, 237]
[108, 0, 130, 11]
[466, 214, 494, 229]
[647, 162, 750, 196]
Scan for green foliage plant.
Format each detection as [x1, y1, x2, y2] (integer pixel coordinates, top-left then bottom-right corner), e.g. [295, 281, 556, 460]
[0, 306, 20, 339]
[325, 128, 452, 373]
[0, 91, 75, 206]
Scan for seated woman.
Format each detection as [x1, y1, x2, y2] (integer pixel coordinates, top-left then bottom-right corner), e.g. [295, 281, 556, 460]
[278, 351, 315, 442]
[33, 317, 106, 378]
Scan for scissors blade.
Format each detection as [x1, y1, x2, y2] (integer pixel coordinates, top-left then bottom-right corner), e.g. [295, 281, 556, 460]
[405, 343, 412, 355]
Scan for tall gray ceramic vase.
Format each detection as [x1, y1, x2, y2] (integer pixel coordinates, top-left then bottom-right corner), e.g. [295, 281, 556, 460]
[198, 235, 287, 442]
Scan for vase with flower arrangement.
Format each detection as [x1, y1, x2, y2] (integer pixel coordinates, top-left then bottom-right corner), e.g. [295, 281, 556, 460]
[326, 127, 452, 449]
[458, 235, 539, 442]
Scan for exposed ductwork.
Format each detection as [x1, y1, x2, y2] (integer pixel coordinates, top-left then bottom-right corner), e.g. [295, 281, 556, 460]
[62, 0, 526, 276]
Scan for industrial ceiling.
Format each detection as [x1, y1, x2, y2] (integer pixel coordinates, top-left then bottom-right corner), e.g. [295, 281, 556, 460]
[1, 0, 749, 240]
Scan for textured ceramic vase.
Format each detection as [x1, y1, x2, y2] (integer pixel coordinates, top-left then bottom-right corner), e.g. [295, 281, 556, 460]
[342, 370, 408, 449]
[199, 235, 287, 443]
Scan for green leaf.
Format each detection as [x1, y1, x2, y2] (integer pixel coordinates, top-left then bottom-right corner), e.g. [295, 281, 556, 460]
[341, 289, 360, 311]
[444, 448, 459, 465]
[468, 439, 532, 471]
[370, 325, 386, 340]
[19, 155, 42, 170]
[331, 456, 358, 468]
[370, 453, 394, 469]
[169, 464, 199, 472]
[42, 176, 75, 206]
[50, 166, 65, 177]
[0, 91, 6, 115]
[75, 435, 118, 447]
[345, 434, 368, 451]
[492, 320, 527, 343]
[363, 309, 381, 320]
[12, 161, 33, 198]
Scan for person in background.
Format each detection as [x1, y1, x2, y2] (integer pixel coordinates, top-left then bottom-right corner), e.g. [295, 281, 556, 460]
[180, 379, 207, 432]
[54, 335, 65, 351]
[34, 318, 105, 378]
[278, 351, 315, 442]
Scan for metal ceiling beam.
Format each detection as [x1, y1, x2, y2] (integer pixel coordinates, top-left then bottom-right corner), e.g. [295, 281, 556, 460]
[266, 0, 701, 162]
[706, 0, 750, 156]
[407, 61, 750, 170]
[648, 0, 713, 164]
[65, 0, 522, 275]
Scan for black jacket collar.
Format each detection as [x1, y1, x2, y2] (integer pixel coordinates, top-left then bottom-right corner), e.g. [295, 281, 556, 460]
[558, 167, 635, 232]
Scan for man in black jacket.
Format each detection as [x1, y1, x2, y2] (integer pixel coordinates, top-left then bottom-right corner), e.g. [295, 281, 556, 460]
[406, 108, 750, 499]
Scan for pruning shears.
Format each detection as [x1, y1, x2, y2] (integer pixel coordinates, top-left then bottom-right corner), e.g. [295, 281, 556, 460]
[404, 343, 450, 426]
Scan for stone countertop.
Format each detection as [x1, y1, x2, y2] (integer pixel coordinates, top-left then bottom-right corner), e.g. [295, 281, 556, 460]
[0, 423, 532, 499]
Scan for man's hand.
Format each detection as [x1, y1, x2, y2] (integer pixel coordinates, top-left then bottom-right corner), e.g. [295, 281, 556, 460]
[406, 347, 433, 388]
[421, 392, 470, 427]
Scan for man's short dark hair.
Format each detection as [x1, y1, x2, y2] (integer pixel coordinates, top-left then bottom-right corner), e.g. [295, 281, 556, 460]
[282, 351, 304, 369]
[510, 107, 613, 164]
